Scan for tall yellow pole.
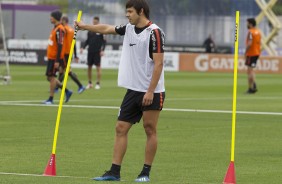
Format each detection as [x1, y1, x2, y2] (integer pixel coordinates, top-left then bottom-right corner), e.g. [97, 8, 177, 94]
[223, 11, 240, 184]
[231, 11, 240, 162]
[44, 11, 82, 176]
[52, 10, 82, 154]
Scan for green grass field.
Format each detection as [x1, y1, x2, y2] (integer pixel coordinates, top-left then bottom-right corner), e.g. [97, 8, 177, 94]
[0, 65, 282, 184]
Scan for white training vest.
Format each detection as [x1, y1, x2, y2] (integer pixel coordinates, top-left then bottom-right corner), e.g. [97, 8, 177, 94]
[118, 23, 165, 93]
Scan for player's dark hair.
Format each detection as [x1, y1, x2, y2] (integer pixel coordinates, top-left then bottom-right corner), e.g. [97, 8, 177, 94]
[126, 0, 150, 19]
[50, 10, 62, 21]
[247, 18, 256, 27]
[61, 16, 69, 23]
[94, 16, 100, 21]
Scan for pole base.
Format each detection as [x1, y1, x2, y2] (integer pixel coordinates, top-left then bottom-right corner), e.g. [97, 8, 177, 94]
[223, 161, 236, 184]
[43, 154, 56, 176]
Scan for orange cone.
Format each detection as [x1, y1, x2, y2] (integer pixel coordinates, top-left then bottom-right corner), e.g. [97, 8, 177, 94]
[223, 161, 236, 184]
[43, 154, 56, 176]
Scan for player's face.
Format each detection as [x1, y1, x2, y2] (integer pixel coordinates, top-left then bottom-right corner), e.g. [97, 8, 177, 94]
[126, 7, 140, 25]
[50, 16, 56, 24]
[247, 22, 251, 29]
[93, 19, 99, 25]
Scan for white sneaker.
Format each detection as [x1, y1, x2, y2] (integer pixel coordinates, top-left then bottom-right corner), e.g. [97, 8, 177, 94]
[135, 175, 150, 182]
[95, 84, 101, 90]
[86, 83, 93, 89]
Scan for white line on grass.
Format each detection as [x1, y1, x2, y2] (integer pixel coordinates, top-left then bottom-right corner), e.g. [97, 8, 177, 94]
[0, 172, 217, 183]
[0, 96, 281, 104]
[0, 172, 89, 179]
[0, 101, 282, 116]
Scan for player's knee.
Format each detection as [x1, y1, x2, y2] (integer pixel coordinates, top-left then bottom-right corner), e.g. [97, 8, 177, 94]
[47, 76, 52, 82]
[115, 123, 129, 136]
[143, 123, 156, 136]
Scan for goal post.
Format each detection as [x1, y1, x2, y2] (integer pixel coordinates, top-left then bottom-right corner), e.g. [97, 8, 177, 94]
[0, 2, 11, 85]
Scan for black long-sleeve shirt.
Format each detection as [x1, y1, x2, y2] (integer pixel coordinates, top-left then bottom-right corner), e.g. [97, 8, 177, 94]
[82, 31, 106, 53]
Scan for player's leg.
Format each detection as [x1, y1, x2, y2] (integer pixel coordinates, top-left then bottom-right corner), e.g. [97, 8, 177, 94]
[135, 92, 165, 182]
[44, 60, 57, 104]
[245, 57, 254, 93]
[93, 90, 140, 181]
[86, 65, 93, 89]
[55, 79, 73, 103]
[58, 66, 64, 82]
[247, 67, 253, 89]
[94, 53, 102, 89]
[134, 110, 160, 182]
[112, 121, 132, 165]
[95, 65, 101, 89]
[64, 54, 85, 93]
[86, 52, 94, 89]
[69, 71, 85, 93]
[245, 56, 258, 94]
[143, 110, 160, 165]
[93, 122, 131, 181]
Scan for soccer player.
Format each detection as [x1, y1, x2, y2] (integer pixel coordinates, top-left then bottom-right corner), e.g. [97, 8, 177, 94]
[245, 18, 261, 94]
[44, 10, 72, 104]
[203, 34, 216, 53]
[80, 16, 106, 90]
[75, 0, 165, 182]
[61, 16, 85, 94]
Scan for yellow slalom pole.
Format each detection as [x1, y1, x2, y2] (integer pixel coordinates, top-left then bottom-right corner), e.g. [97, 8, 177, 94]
[231, 11, 240, 162]
[51, 10, 82, 155]
[223, 11, 240, 184]
[44, 11, 82, 176]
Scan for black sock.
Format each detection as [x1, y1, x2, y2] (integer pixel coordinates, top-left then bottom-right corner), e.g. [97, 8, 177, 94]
[140, 164, 151, 176]
[89, 81, 92, 84]
[96, 81, 100, 85]
[69, 72, 82, 88]
[110, 164, 121, 176]
[59, 73, 64, 82]
[253, 82, 257, 90]
[48, 96, 53, 101]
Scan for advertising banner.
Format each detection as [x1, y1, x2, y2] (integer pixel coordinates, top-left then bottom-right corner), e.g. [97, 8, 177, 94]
[179, 53, 282, 74]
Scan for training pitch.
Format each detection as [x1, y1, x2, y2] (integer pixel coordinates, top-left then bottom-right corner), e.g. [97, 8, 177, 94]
[0, 65, 282, 184]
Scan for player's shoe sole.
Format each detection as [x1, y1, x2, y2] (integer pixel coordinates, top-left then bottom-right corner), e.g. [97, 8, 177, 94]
[78, 86, 85, 94]
[86, 84, 93, 89]
[135, 175, 150, 182]
[43, 100, 53, 105]
[92, 170, 120, 181]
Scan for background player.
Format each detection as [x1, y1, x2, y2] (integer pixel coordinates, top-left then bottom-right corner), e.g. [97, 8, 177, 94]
[44, 10, 72, 104]
[80, 16, 106, 90]
[245, 18, 261, 94]
[61, 16, 85, 94]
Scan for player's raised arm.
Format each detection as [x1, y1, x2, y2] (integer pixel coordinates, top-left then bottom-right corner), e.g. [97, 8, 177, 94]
[75, 20, 117, 35]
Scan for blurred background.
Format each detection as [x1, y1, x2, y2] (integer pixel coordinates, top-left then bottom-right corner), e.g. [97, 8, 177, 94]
[1, 0, 282, 54]
[1, 0, 282, 80]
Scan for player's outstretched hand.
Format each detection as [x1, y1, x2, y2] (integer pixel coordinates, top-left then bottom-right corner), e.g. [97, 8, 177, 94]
[74, 20, 85, 30]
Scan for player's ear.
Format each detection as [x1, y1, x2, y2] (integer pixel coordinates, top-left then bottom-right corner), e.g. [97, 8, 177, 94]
[139, 8, 144, 16]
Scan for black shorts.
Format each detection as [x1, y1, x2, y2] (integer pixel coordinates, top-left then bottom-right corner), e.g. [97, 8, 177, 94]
[62, 54, 70, 68]
[245, 56, 259, 68]
[45, 59, 58, 77]
[87, 52, 101, 66]
[118, 89, 165, 124]
[57, 55, 69, 69]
